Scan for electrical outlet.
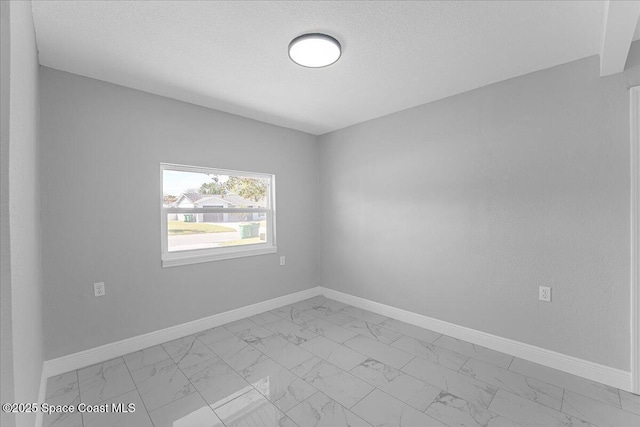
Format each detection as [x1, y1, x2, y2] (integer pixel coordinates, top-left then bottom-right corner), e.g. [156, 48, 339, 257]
[94, 282, 105, 297]
[280, 256, 285, 266]
[539, 286, 551, 302]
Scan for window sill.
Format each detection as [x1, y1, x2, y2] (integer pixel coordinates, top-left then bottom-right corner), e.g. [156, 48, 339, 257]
[162, 246, 277, 268]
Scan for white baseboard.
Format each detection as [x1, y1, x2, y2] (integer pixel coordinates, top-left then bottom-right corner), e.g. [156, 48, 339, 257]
[319, 286, 633, 392]
[42, 286, 322, 379]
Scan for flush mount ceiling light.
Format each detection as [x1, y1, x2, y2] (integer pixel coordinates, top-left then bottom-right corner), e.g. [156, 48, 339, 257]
[288, 33, 341, 68]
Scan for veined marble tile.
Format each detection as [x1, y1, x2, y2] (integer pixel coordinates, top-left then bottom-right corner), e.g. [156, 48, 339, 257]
[44, 388, 82, 427]
[350, 358, 441, 412]
[338, 306, 389, 324]
[620, 389, 640, 415]
[196, 326, 236, 347]
[304, 307, 357, 326]
[309, 298, 347, 312]
[489, 389, 594, 427]
[380, 318, 442, 343]
[78, 357, 135, 405]
[130, 358, 195, 411]
[342, 320, 403, 344]
[123, 345, 170, 373]
[286, 392, 372, 427]
[46, 371, 78, 400]
[204, 334, 249, 360]
[291, 357, 374, 409]
[162, 336, 219, 377]
[562, 390, 640, 427]
[251, 333, 315, 369]
[249, 311, 283, 325]
[460, 358, 563, 410]
[234, 324, 275, 345]
[82, 390, 153, 427]
[162, 335, 197, 361]
[343, 335, 413, 369]
[149, 392, 224, 427]
[508, 358, 622, 407]
[223, 344, 269, 372]
[239, 357, 316, 412]
[214, 389, 297, 427]
[351, 389, 448, 427]
[187, 359, 253, 409]
[264, 318, 318, 344]
[297, 316, 358, 343]
[300, 336, 368, 371]
[426, 392, 521, 427]
[224, 318, 260, 333]
[272, 304, 316, 324]
[392, 336, 469, 370]
[433, 335, 514, 369]
[402, 357, 497, 408]
[304, 295, 329, 305]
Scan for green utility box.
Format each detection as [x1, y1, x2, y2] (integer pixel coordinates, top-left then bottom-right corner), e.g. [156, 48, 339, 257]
[239, 224, 252, 239]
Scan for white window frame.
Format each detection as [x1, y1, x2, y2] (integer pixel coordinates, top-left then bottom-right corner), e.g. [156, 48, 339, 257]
[160, 163, 277, 267]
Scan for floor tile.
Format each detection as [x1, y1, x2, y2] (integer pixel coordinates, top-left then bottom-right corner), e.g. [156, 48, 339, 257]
[82, 389, 153, 427]
[286, 392, 372, 427]
[233, 324, 275, 345]
[214, 389, 297, 427]
[460, 357, 563, 410]
[239, 357, 316, 412]
[338, 306, 389, 324]
[251, 333, 315, 369]
[562, 390, 640, 427]
[392, 335, 469, 370]
[508, 357, 621, 407]
[162, 336, 219, 377]
[620, 389, 640, 415]
[264, 318, 318, 344]
[187, 359, 254, 409]
[249, 311, 283, 325]
[380, 318, 442, 343]
[43, 387, 82, 427]
[350, 358, 441, 412]
[308, 298, 348, 312]
[196, 325, 237, 346]
[426, 391, 521, 427]
[123, 345, 170, 373]
[273, 304, 317, 324]
[291, 357, 374, 409]
[149, 392, 224, 427]
[223, 344, 270, 372]
[489, 389, 594, 427]
[296, 315, 358, 343]
[343, 335, 413, 369]
[161, 334, 198, 362]
[204, 334, 249, 360]
[78, 358, 135, 405]
[130, 358, 195, 411]
[402, 357, 497, 408]
[224, 318, 260, 333]
[434, 335, 514, 369]
[46, 371, 78, 400]
[304, 307, 357, 326]
[342, 320, 403, 344]
[351, 389, 448, 427]
[300, 336, 368, 371]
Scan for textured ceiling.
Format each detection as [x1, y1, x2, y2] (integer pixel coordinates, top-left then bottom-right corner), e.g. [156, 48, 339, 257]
[31, 1, 631, 135]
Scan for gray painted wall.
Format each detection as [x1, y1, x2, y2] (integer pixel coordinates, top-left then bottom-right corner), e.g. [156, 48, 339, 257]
[2, 2, 45, 427]
[319, 43, 640, 371]
[40, 68, 319, 359]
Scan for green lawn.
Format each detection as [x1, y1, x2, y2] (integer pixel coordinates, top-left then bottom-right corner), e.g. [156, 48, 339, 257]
[168, 221, 236, 235]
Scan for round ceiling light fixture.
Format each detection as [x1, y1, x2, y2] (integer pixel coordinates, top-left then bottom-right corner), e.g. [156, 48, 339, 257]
[288, 33, 341, 68]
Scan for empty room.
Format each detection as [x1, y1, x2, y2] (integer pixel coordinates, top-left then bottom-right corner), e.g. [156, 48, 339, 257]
[2, 1, 640, 426]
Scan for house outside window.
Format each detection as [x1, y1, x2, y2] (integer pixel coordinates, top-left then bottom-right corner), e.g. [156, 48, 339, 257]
[161, 163, 276, 267]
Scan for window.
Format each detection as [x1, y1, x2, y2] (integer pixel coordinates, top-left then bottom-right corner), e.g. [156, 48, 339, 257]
[161, 163, 276, 267]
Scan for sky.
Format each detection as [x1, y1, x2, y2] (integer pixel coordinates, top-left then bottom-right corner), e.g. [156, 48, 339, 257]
[163, 170, 229, 196]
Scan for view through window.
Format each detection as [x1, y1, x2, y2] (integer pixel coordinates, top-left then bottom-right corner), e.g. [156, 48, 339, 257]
[161, 163, 276, 266]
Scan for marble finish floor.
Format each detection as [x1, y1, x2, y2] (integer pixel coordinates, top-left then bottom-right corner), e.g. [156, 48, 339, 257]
[44, 296, 640, 427]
